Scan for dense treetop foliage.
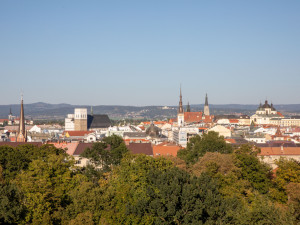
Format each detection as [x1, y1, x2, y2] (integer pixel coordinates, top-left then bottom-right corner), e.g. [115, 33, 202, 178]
[0, 133, 299, 224]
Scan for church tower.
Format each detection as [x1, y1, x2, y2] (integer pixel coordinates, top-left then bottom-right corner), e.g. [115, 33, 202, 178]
[186, 101, 191, 112]
[204, 93, 210, 116]
[74, 108, 88, 131]
[177, 86, 184, 127]
[16, 95, 27, 142]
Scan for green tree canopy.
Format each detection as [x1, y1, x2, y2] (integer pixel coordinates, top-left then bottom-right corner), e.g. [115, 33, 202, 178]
[81, 134, 128, 171]
[177, 131, 233, 165]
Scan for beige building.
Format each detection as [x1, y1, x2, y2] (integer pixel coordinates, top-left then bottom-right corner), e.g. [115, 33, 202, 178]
[208, 125, 232, 138]
[270, 118, 300, 127]
[259, 146, 300, 169]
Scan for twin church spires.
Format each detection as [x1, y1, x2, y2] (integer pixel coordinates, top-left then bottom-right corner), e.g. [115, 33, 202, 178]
[177, 86, 210, 116]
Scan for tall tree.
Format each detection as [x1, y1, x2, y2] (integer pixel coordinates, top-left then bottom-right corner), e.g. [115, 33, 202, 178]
[81, 134, 128, 171]
[177, 131, 233, 164]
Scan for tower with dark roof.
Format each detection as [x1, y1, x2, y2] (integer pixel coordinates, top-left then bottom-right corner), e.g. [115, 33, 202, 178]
[204, 93, 210, 116]
[177, 86, 184, 127]
[186, 101, 191, 112]
[16, 95, 27, 142]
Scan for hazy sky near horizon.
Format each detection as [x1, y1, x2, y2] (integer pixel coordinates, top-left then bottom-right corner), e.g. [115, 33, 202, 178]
[1, 1, 300, 106]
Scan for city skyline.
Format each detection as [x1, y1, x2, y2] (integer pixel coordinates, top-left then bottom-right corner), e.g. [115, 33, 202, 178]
[1, 1, 300, 105]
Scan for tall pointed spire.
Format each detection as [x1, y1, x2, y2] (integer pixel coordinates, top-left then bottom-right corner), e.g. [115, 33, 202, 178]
[17, 94, 27, 142]
[205, 93, 208, 106]
[177, 85, 185, 127]
[186, 101, 191, 112]
[204, 93, 210, 116]
[178, 85, 184, 113]
[91, 106, 93, 115]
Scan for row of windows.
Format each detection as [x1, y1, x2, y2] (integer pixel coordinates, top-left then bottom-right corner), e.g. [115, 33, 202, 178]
[75, 114, 87, 119]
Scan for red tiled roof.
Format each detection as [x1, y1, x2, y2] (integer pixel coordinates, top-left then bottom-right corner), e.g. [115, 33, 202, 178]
[169, 118, 176, 123]
[225, 139, 236, 144]
[153, 142, 182, 157]
[229, 119, 239, 123]
[259, 147, 300, 156]
[63, 131, 94, 137]
[51, 142, 79, 155]
[277, 112, 284, 117]
[0, 119, 9, 122]
[203, 115, 214, 123]
[184, 112, 203, 123]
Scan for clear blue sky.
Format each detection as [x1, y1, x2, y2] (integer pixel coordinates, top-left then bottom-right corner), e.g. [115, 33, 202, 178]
[1, 0, 299, 106]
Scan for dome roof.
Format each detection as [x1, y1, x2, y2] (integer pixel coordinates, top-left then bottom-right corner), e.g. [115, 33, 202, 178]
[262, 100, 271, 109]
[146, 123, 161, 138]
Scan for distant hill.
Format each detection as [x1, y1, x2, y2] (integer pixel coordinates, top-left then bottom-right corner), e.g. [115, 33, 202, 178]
[1, 102, 300, 120]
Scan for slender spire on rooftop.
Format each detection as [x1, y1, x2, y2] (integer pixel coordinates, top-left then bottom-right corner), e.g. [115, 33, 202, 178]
[204, 93, 210, 116]
[186, 101, 191, 112]
[205, 93, 208, 106]
[178, 84, 184, 114]
[16, 93, 27, 142]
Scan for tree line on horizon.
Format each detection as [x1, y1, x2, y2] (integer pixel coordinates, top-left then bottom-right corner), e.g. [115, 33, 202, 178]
[0, 133, 299, 224]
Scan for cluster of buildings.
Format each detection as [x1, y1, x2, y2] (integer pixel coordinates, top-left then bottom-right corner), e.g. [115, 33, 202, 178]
[1, 90, 300, 169]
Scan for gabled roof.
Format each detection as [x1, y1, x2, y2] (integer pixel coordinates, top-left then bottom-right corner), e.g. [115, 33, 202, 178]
[277, 112, 284, 117]
[153, 142, 182, 157]
[256, 141, 297, 148]
[88, 114, 111, 129]
[184, 112, 203, 123]
[259, 147, 300, 156]
[127, 143, 153, 156]
[51, 142, 79, 155]
[73, 143, 93, 155]
[63, 131, 94, 137]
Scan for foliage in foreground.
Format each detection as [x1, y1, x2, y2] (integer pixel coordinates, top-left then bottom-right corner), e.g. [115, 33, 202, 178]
[0, 135, 299, 224]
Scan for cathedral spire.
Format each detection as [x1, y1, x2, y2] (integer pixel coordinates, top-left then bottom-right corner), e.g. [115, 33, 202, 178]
[17, 94, 27, 142]
[204, 93, 210, 116]
[178, 85, 184, 114]
[186, 101, 191, 112]
[205, 93, 208, 106]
